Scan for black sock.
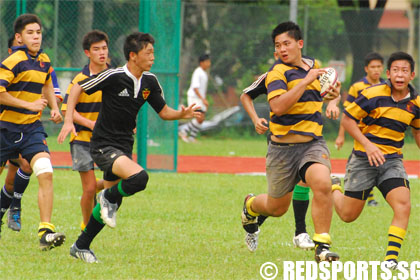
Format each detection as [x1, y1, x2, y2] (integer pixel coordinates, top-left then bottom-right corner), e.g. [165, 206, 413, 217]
[0, 186, 13, 221]
[293, 199, 309, 236]
[76, 215, 105, 249]
[104, 183, 122, 204]
[257, 215, 268, 226]
[10, 169, 31, 209]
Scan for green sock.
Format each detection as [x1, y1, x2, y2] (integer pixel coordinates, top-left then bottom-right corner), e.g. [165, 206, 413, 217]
[293, 185, 310, 201]
[91, 203, 105, 225]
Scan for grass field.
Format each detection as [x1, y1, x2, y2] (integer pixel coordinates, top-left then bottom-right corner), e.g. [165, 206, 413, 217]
[0, 170, 419, 279]
[0, 135, 419, 279]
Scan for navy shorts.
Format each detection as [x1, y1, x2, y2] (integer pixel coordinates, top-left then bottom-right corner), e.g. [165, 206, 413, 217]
[0, 126, 49, 165]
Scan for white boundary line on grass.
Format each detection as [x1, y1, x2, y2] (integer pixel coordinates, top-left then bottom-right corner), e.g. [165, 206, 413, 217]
[236, 172, 419, 179]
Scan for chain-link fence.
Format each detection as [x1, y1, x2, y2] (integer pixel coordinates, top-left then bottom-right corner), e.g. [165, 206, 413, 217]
[1, 0, 418, 142]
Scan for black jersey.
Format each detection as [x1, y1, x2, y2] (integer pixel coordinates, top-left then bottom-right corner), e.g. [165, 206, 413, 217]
[243, 72, 267, 99]
[79, 65, 166, 152]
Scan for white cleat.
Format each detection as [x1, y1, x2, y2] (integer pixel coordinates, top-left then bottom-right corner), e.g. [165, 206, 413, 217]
[70, 243, 99, 263]
[245, 229, 260, 252]
[98, 190, 117, 228]
[293, 232, 315, 250]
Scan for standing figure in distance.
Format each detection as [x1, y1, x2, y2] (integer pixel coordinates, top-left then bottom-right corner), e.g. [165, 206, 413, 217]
[179, 54, 211, 143]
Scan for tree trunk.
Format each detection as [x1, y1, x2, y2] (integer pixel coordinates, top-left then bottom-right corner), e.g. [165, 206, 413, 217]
[72, 0, 94, 67]
[338, 0, 387, 83]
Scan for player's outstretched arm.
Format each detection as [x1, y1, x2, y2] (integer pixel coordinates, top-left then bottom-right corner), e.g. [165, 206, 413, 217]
[342, 114, 385, 167]
[158, 103, 201, 120]
[57, 84, 83, 143]
[240, 93, 268, 134]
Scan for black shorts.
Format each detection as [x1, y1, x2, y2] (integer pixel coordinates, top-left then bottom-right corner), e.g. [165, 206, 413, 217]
[90, 146, 132, 181]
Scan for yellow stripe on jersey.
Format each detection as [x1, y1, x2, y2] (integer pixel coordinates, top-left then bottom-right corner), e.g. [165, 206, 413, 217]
[266, 57, 323, 139]
[344, 81, 420, 158]
[61, 65, 103, 144]
[0, 110, 41, 125]
[1, 50, 28, 70]
[370, 106, 415, 125]
[270, 119, 323, 138]
[7, 90, 41, 103]
[344, 79, 370, 108]
[14, 69, 49, 84]
[281, 101, 322, 115]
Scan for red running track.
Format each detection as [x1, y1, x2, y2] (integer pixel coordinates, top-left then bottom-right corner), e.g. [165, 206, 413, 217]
[50, 152, 419, 177]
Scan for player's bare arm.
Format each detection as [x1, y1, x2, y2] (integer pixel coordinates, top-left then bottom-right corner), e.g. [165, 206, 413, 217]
[57, 83, 83, 143]
[269, 68, 326, 116]
[342, 114, 385, 167]
[412, 128, 420, 149]
[334, 119, 346, 150]
[240, 93, 268, 134]
[325, 81, 341, 120]
[62, 109, 96, 131]
[0, 90, 47, 112]
[158, 103, 201, 120]
[42, 80, 62, 123]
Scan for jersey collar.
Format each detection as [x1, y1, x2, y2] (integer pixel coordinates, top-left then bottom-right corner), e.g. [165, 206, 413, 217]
[15, 45, 43, 59]
[123, 64, 142, 98]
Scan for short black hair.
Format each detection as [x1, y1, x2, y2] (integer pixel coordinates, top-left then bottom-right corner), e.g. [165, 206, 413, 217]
[271, 21, 302, 44]
[8, 36, 16, 48]
[387, 51, 415, 72]
[14, 14, 42, 34]
[82, 30, 109, 51]
[199, 54, 210, 63]
[364, 52, 383, 66]
[123, 32, 155, 61]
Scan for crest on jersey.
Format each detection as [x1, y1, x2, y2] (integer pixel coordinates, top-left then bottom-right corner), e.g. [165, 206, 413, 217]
[142, 88, 151, 100]
[406, 101, 414, 113]
[40, 61, 45, 68]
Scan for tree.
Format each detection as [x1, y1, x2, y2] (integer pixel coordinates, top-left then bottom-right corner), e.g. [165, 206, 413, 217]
[337, 0, 387, 83]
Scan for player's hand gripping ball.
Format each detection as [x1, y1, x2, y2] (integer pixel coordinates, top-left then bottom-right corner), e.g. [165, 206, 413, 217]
[318, 67, 338, 99]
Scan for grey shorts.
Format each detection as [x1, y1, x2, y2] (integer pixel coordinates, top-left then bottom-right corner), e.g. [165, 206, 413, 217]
[266, 139, 331, 198]
[70, 143, 94, 172]
[344, 154, 408, 192]
[90, 145, 131, 181]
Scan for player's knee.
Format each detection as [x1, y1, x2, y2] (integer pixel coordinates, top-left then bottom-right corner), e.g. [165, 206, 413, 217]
[394, 200, 411, 217]
[32, 157, 53, 177]
[121, 170, 149, 195]
[266, 204, 288, 217]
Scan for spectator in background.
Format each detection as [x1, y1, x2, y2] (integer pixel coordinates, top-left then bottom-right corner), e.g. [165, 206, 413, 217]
[179, 54, 211, 143]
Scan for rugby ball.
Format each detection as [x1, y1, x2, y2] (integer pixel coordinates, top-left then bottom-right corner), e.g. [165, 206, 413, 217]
[318, 67, 338, 98]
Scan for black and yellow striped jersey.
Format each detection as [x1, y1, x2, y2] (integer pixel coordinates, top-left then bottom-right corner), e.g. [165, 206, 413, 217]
[344, 81, 420, 158]
[266, 57, 323, 139]
[61, 64, 103, 146]
[344, 77, 385, 108]
[0, 46, 52, 132]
